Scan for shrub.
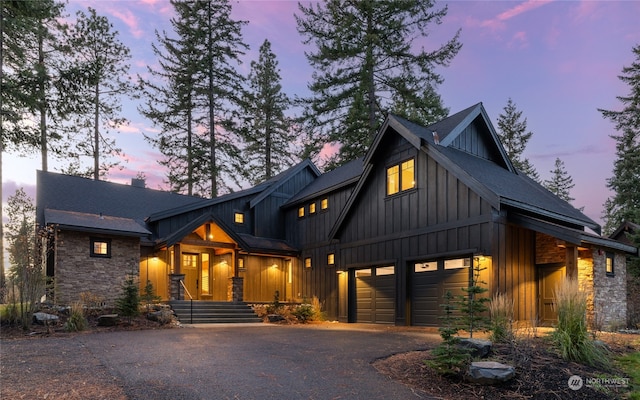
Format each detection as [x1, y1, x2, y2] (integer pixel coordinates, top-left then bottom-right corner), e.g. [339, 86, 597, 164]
[292, 303, 314, 323]
[551, 278, 609, 368]
[310, 296, 326, 321]
[490, 292, 515, 343]
[457, 261, 490, 338]
[266, 290, 283, 314]
[64, 301, 88, 332]
[116, 273, 140, 324]
[79, 291, 105, 317]
[141, 280, 161, 312]
[427, 290, 471, 376]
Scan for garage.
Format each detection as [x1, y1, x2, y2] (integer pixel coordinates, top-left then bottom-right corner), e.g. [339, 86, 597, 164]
[410, 258, 471, 326]
[355, 266, 395, 324]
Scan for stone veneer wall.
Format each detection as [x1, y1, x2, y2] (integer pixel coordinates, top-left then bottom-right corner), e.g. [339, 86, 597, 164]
[54, 230, 140, 306]
[591, 250, 627, 330]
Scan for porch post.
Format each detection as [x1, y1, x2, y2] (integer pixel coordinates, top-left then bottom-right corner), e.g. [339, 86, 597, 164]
[169, 273, 186, 300]
[566, 246, 578, 279]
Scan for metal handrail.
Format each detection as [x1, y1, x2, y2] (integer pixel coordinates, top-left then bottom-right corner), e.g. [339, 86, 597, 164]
[179, 279, 193, 324]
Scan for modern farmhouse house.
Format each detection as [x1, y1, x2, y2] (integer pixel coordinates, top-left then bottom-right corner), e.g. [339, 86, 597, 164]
[36, 103, 637, 328]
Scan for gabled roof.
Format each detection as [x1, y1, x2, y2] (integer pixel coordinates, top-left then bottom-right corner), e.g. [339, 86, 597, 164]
[250, 159, 321, 208]
[609, 221, 640, 244]
[283, 157, 364, 207]
[329, 104, 601, 239]
[44, 209, 151, 237]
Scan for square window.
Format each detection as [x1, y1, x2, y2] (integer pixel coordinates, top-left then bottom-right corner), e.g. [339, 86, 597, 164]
[321, 198, 328, 210]
[90, 238, 111, 258]
[327, 253, 335, 265]
[309, 202, 316, 214]
[444, 257, 470, 270]
[387, 165, 399, 195]
[298, 206, 305, 218]
[415, 261, 437, 272]
[305, 257, 312, 268]
[606, 252, 614, 276]
[238, 258, 245, 270]
[234, 212, 244, 224]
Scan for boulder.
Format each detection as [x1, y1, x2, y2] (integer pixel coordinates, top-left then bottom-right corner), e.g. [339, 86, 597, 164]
[147, 310, 173, 325]
[458, 338, 492, 358]
[267, 314, 285, 322]
[97, 314, 120, 327]
[468, 361, 515, 384]
[33, 312, 60, 325]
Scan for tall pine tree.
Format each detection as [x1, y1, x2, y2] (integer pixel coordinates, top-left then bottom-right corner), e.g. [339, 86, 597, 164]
[240, 39, 295, 185]
[295, 0, 461, 169]
[599, 45, 640, 239]
[543, 158, 575, 203]
[62, 7, 135, 180]
[496, 98, 540, 181]
[140, 0, 247, 197]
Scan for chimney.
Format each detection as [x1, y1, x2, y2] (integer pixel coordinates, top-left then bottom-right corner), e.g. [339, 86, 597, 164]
[131, 178, 146, 188]
[432, 131, 440, 145]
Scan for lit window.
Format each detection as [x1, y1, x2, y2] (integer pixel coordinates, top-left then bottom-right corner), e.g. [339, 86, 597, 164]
[401, 159, 415, 191]
[606, 252, 614, 276]
[444, 257, 471, 270]
[321, 198, 328, 210]
[305, 257, 312, 268]
[90, 238, 111, 258]
[387, 159, 415, 195]
[415, 261, 437, 273]
[327, 253, 335, 265]
[309, 202, 316, 214]
[298, 207, 305, 218]
[387, 165, 399, 195]
[234, 212, 244, 224]
[238, 258, 245, 270]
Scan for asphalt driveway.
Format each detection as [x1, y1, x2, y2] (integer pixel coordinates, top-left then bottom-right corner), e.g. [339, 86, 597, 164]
[2, 323, 440, 399]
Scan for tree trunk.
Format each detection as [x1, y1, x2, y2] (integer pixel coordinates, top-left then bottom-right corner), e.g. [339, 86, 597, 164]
[93, 82, 100, 180]
[38, 22, 47, 172]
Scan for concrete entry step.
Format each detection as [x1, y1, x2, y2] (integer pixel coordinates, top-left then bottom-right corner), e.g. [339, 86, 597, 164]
[169, 301, 262, 324]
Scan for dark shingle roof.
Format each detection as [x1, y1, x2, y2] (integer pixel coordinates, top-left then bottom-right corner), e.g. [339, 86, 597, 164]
[37, 171, 207, 227]
[45, 209, 151, 236]
[284, 158, 364, 207]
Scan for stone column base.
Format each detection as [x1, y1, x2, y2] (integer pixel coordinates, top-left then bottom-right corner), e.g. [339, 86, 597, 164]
[169, 274, 186, 300]
[228, 277, 244, 303]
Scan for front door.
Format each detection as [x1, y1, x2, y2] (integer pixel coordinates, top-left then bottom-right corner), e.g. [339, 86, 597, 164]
[182, 253, 200, 300]
[538, 264, 566, 325]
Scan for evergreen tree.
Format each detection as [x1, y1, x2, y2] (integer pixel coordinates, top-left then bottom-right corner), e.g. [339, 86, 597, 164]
[599, 44, 640, 236]
[62, 7, 135, 180]
[5, 189, 45, 329]
[496, 98, 540, 181]
[543, 157, 576, 203]
[140, 0, 248, 197]
[116, 272, 140, 324]
[295, 0, 461, 168]
[240, 39, 296, 185]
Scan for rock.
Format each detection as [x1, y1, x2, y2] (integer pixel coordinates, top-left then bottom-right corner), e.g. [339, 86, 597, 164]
[468, 361, 515, 384]
[267, 314, 285, 322]
[458, 338, 492, 358]
[147, 310, 173, 325]
[32, 312, 59, 325]
[97, 314, 120, 327]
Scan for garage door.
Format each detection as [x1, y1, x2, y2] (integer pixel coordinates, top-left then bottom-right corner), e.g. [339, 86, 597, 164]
[355, 266, 395, 324]
[411, 258, 470, 326]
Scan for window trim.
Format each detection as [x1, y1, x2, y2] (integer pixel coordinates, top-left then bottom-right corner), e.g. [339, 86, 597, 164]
[234, 212, 244, 224]
[90, 237, 111, 258]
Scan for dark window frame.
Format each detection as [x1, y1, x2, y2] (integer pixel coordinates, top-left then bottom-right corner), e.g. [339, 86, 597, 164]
[605, 252, 615, 276]
[386, 157, 416, 196]
[90, 237, 112, 258]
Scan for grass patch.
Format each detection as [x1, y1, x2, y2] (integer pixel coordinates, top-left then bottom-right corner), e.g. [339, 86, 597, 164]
[617, 351, 640, 400]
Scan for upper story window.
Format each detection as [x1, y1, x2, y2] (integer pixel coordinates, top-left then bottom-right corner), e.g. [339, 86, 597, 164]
[387, 158, 415, 196]
[90, 238, 111, 258]
[304, 257, 312, 268]
[309, 202, 316, 214]
[606, 252, 614, 276]
[234, 212, 244, 224]
[327, 253, 335, 265]
[298, 206, 305, 218]
[321, 198, 328, 210]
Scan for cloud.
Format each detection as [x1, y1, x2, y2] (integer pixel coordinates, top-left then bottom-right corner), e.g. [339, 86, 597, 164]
[481, 0, 554, 31]
[508, 31, 528, 49]
[106, 7, 144, 39]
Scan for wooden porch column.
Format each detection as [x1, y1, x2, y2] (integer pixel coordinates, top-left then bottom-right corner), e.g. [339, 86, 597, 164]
[173, 244, 181, 274]
[566, 246, 578, 279]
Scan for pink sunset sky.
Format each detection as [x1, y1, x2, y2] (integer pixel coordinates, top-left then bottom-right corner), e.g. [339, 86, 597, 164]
[3, 0, 640, 230]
